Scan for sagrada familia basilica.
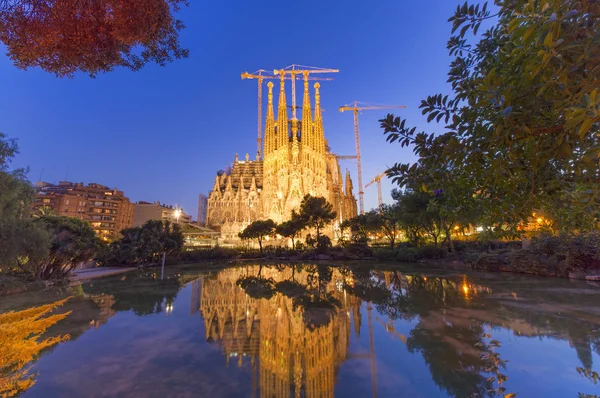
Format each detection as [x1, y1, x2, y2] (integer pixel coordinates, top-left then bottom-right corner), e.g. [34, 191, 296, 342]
[206, 68, 357, 240]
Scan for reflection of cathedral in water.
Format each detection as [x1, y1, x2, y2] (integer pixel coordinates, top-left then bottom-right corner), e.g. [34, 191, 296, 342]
[194, 266, 363, 398]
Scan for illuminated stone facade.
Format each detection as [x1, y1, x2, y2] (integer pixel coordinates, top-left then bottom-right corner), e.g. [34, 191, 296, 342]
[206, 77, 357, 240]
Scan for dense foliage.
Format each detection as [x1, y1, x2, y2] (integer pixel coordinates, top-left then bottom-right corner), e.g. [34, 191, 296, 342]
[100, 220, 184, 266]
[275, 211, 306, 249]
[238, 219, 276, 253]
[33, 216, 101, 280]
[381, 0, 599, 233]
[0, 0, 189, 77]
[298, 195, 337, 242]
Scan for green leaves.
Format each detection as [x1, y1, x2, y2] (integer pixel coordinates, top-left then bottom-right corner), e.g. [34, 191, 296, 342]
[381, 0, 600, 232]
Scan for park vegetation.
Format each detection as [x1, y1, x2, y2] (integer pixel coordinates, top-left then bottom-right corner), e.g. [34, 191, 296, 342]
[2, 0, 600, 288]
[238, 194, 338, 254]
[0, 133, 184, 289]
[381, 0, 598, 234]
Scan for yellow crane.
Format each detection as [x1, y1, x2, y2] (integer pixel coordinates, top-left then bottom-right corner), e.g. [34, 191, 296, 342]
[242, 67, 334, 158]
[273, 65, 339, 122]
[339, 102, 406, 214]
[365, 171, 387, 209]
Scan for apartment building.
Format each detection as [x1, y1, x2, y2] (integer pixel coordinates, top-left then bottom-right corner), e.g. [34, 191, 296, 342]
[33, 181, 134, 240]
[133, 201, 191, 227]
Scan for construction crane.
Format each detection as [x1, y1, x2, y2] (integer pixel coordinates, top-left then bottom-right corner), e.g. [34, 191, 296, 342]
[332, 154, 358, 161]
[365, 171, 387, 209]
[273, 65, 339, 122]
[339, 102, 406, 214]
[242, 68, 334, 158]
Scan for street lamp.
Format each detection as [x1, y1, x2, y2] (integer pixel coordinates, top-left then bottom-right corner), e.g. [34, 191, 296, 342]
[174, 208, 181, 224]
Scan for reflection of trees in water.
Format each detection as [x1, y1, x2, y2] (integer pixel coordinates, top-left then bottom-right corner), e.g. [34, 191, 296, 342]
[235, 264, 343, 330]
[343, 269, 498, 397]
[201, 264, 358, 397]
[207, 265, 600, 397]
[0, 298, 72, 397]
[82, 271, 181, 316]
[362, 270, 600, 397]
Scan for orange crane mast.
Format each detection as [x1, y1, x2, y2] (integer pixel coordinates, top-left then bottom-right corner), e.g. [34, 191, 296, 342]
[242, 67, 335, 158]
[339, 102, 406, 214]
[365, 171, 387, 209]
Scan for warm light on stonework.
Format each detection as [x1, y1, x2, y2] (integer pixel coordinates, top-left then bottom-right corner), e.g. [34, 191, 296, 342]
[205, 66, 358, 240]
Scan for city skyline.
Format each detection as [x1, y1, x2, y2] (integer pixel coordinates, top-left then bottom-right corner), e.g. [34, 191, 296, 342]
[1, 0, 456, 220]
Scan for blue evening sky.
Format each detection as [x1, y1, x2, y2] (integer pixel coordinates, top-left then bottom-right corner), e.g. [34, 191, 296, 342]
[0, 0, 458, 220]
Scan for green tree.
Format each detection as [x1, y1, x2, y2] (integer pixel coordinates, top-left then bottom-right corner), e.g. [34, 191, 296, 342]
[238, 219, 276, 253]
[381, 0, 600, 233]
[276, 211, 306, 249]
[298, 195, 337, 244]
[0, 220, 49, 276]
[0, 0, 189, 77]
[33, 216, 101, 280]
[379, 203, 403, 249]
[342, 212, 381, 244]
[0, 133, 51, 276]
[394, 189, 441, 246]
[100, 219, 184, 265]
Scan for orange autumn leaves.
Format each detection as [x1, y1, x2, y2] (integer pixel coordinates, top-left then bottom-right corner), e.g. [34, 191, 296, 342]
[0, 0, 188, 77]
[0, 298, 71, 397]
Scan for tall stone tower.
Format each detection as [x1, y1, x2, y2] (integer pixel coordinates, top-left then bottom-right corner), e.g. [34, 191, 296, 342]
[206, 72, 357, 241]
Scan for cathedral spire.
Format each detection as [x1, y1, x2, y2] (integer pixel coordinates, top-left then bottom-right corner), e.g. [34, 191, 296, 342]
[345, 168, 354, 196]
[314, 83, 324, 154]
[265, 81, 275, 156]
[276, 71, 288, 150]
[211, 175, 221, 198]
[301, 71, 313, 149]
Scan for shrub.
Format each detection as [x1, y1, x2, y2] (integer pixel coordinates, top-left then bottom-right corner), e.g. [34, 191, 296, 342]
[372, 248, 396, 260]
[179, 247, 240, 261]
[345, 242, 373, 257]
[316, 235, 332, 252]
[395, 248, 422, 262]
[417, 245, 447, 260]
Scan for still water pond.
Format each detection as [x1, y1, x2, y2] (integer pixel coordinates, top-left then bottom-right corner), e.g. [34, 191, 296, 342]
[2, 263, 600, 397]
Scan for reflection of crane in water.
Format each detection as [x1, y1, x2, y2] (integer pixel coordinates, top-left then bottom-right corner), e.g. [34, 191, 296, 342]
[347, 304, 378, 398]
[376, 316, 407, 344]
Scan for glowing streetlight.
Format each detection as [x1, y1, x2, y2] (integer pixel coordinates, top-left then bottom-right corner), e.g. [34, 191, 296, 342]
[174, 208, 182, 224]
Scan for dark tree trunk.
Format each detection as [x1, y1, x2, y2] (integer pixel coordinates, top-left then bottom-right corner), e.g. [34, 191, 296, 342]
[258, 238, 263, 253]
[444, 225, 457, 258]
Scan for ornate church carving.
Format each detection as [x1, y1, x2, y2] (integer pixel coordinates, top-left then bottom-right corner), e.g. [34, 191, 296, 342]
[207, 73, 357, 241]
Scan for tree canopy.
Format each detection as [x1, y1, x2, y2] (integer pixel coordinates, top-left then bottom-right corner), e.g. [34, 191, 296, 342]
[381, 0, 599, 233]
[0, 133, 51, 278]
[100, 219, 184, 266]
[275, 210, 306, 249]
[298, 195, 337, 240]
[239, 219, 276, 253]
[0, 0, 189, 77]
